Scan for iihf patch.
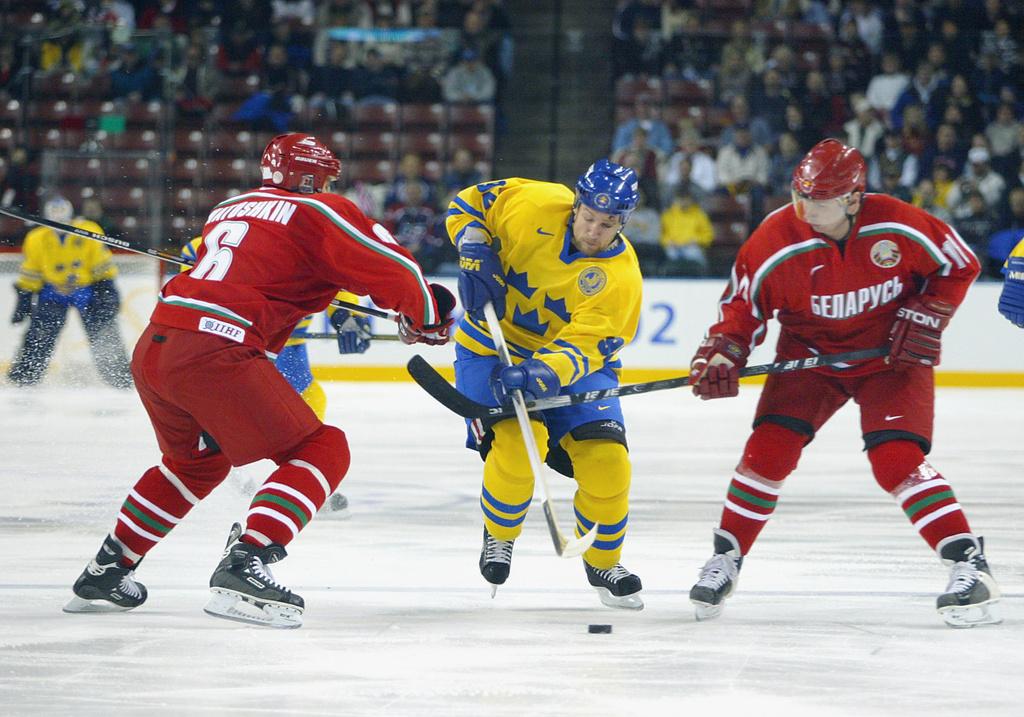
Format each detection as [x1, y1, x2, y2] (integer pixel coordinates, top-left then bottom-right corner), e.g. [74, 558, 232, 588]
[594, 193, 611, 209]
[578, 267, 607, 296]
[870, 239, 901, 268]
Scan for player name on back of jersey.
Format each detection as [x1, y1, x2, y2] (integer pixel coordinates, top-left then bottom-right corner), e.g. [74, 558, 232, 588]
[206, 198, 297, 226]
[810, 276, 904, 320]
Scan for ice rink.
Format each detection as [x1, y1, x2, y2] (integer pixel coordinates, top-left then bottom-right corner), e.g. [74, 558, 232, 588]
[1, 376, 1021, 716]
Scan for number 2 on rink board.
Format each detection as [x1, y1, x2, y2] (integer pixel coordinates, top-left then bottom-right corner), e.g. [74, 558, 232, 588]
[406, 347, 889, 420]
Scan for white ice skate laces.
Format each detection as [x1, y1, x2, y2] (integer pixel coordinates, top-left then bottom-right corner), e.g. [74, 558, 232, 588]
[118, 572, 144, 600]
[696, 553, 739, 589]
[482, 535, 514, 565]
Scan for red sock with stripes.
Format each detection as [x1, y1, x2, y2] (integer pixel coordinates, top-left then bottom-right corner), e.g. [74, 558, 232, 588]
[869, 441, 971, 550]
[244, 425, 350, 548]
[112, 455, 230, 564]
[718, 423, 804, 555]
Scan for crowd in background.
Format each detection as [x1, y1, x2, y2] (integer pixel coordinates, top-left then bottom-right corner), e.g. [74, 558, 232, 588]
[610, 0, 1024, 279]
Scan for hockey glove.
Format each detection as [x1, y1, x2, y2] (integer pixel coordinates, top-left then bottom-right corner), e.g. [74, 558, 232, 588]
[887, 295, 954, 367]
[458, 239, 506, 322]
[490, 358, 561, 404]
[330, 308, 372, 354]
[689, 334, 749, 400]
[398, 283, 456, 346]
[11, 287, 32, 324]
[87, 279, 121, 323]
[998, 256, 1024, 328]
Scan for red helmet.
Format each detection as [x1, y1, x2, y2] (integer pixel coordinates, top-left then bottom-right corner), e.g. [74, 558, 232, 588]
[260, 133, 341, 194]
[791, 139, 867, 200]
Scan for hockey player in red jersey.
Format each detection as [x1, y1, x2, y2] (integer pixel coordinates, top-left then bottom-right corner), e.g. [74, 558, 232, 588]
[686, 139, 1000, 628]
[64, 133, 455, 628]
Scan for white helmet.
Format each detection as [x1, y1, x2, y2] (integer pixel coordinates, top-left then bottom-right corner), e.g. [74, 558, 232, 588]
[43, 196, 74, 225]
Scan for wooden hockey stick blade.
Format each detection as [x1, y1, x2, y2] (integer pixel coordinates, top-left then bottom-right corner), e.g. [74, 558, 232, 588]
[0, 205, 397, 322]
[407, 347, 889, 420]
[548, 503, 599, 558]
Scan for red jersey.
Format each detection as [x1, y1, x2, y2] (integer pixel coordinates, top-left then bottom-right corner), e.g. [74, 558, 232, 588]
[709, 193, 979, 376]
[152, 187, 442, 354]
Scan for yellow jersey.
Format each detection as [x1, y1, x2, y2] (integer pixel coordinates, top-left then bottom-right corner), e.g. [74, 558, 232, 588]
[446, 178, 642, 385]
[16, 219, 116, 294]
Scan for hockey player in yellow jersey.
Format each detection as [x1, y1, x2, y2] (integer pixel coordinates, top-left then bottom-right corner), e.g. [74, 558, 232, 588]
[8, 196, 131, 388]
[997, 236, 1024, 328]
[182, 236, 372, 515]
[448, 160, 645, 609]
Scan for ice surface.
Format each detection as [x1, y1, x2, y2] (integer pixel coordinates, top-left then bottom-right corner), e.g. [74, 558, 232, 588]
[0, 379, 1020, 716]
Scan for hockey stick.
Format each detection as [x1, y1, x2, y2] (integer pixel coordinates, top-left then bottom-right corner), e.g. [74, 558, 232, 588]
[482, 302, 598, 560]
[302, 332, 401, 341]
[408, 346, 890, 420]
[0, 205, 399, 322]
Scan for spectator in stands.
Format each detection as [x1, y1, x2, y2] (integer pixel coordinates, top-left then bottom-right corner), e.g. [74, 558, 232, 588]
[718, 96, 772, 151]
[824, 47, 863, 99]
[986, 186, 1024, 278]
[612, 126, 661, 210]
[937, 18, 973, 73]
[387, 153, 437, 211]
[930, 160, 956, 211]
[351, 47, 401, 104]
[217, 21, 263, 77]
[261, 43, 303, 97]
[713, 46, 753, 108]
[40, 0, 90, 73]
[839, 0, 884, 56]
[880, 166, 913, 202]
[911, 178, 953, 224]
[900, 103, 931, 160]
[308, 41, 355, 120]
[716, 124, 768, 219]
[442, 48, 496, 104]
[660, 185, 712, 276]
[611, 95, 674, 158]
[749, 69, 792, 139]
[170, 42, 220, 118]
[230, 61, 295, 133]
[971, 50, 1012, 119]
[866, 52, 909, 126]
[920, 123, 966, 182]
[623, 192, 662, 274]
[947, 146, 1007, 213]
[980, 17, 1020, 74]
[782, 104, 819, 153]
[612, 11, 662, 78]
[799, 70, 835, 137]
[721, 19, 764, 77]
[0, 148, 37, 214]
[985, 103, 1022, 174]
[386, 181, 444, 272]
[952, 189, 998, 256]
[0, 39, 28, 98]
[441, 148, 483, 198]
[401, 61, 444, 104]
[663, 129, 717, 204]
[941, 74, 985, 137]
[312, 1, 374, 65]
[924, 42, 950, 84]
[768, 132, 804, 194]
[891, 62, 944, 132]
[661, 11, 715, 82]
[268, 22, 314, 80]
[109, 43, 162, 102]
[844, 95, 885, 160]
[869, 129, 917, 190]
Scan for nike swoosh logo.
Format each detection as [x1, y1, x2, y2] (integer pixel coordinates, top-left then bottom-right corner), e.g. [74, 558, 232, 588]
[597, 405, 611, 411]
[810, 265, 824, 276]
[536, 227, 554, 236]
[884, 415, 903, 421]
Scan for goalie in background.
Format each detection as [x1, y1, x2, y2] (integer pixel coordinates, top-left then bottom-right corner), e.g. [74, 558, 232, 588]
[685, 139, 1000, 628]
[447, 160, 645, 609]
[7, 195, 132, 388]
[182, 236, 371, 518]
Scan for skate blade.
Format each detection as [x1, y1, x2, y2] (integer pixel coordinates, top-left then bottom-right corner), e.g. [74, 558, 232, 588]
[938, 601, 1002, 628]
[489, 583, 498, 599]
[63, 595, 136, 613]
[692, 600, 724, 621]
[594, 587, 644, 611]
[204, 588, 303, 629]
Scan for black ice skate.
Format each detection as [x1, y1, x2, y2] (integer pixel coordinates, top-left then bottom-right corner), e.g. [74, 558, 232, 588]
[584, 561, 643, 610]
[479, 527, 514, 598]
[63, 535, 147, 613]
[203, 523, 304, 629]
[689, 528, 743, 621]
[936, 535, 1001, 628]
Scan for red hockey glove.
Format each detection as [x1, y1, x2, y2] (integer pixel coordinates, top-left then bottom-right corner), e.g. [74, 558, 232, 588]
[887, 295, 954, 368]
[689, 334, 749, 400]
[398, 283, 456, 346]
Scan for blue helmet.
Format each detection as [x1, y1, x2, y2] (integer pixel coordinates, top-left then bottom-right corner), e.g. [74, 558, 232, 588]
[575, 159, 640, 226]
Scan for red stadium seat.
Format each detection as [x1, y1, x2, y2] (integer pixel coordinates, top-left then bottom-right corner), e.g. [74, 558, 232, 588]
[352, 103, 399, 132]
[704, 194, 750, 222]
[447, 104, 494, 134]
[350, 131, 396, 160]
[401, 103, 446, 133]
[614, 76, 663, 106]
[398, 132, 444, 162]
[344, 159, 394, 185]
[447, 132, 493, 162]
[665, 79, 712, 105]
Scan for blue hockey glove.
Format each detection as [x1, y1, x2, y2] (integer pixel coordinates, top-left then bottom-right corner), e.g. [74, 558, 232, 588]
[11, 287, 32, 324]
[490, 358, 561, 404]
[458, 240, 506, 322]
[330, 308, 372, 354]
[998, 256, 1024, 328]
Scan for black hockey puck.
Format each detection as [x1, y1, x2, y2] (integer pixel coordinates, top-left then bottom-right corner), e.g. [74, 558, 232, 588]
[588, 624, 612, 634]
